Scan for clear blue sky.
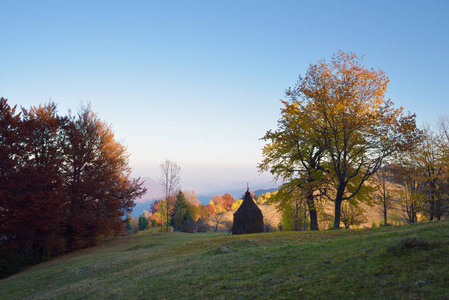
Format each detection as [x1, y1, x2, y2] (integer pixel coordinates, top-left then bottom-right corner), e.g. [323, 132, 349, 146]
[1, 0, 448, 192]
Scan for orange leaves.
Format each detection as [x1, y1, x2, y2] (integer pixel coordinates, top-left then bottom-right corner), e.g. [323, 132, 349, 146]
[260, 51, 418, 228]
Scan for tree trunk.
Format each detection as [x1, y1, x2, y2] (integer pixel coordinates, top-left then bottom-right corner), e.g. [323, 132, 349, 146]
[333, 183, 346, 229]
[429, 195, 435, 221]
[383, 201, 388, 226]
[303, 209, 307, 231]
[166, 198, 169, 232]
[333, 199, 342, 229]
[306, 193, 319, 230]
[309, 207, 319, 231]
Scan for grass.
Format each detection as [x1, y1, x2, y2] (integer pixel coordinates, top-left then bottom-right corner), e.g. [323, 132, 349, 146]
[1, 221, 449, 299]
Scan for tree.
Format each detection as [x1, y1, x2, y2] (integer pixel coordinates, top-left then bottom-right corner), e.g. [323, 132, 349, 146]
[128, 216, 139, 233]
[0, 98, 22, 255]
[198, 204, 209, 220]
[415, 126, 448, 220]
[390, 161, 422, 224]
[222, 193, 236, 210]
[0, 99, 146, 276]
[170, 191, 190, 231]
[231, 199, 243, 210]
[138, 215, 149, 231]
[262, 51, 418, 229]
[155, 200, 168, 232]
[256, 192, 275, 205]
[15, 103, 67, 259]
[62, 104, 146, 249]
[373, 167, 395, 226]
[184, 190, 201, 207]
[339, 201, 367, 229]
[207, 200, 216, 216]
[210, 213, 226, 232]
[159, 160, 181, 232]
[259, 90, 330, 231]
[278, 192, 309, 231]
[183, 190, 200, 220]
[211, 195, 224, 207]
[270, 187, 310, 231]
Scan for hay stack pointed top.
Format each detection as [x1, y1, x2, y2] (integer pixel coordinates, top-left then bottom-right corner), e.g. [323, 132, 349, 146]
[181, 215, 197, 233]
[231, 187, 264, 235]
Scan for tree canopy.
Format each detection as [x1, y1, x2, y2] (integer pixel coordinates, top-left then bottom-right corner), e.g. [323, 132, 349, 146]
[260, 52, 418, 228]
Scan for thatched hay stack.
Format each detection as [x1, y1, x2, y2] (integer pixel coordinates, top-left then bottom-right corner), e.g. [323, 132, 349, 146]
[181, 215, 197, 233]
[196, 218, 208, 232]
[231, 189, 264, 234]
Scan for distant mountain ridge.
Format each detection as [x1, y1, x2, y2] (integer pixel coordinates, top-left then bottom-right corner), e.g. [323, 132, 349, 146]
[136, 177, 163, 203]
[131, 177, 279, 217]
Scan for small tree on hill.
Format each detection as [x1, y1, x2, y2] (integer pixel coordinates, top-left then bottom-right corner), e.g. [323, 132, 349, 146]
[138, 215, 149, 231]
[222, 193, 236, 210]
[339, 201, 367, 229]
[159, 160, 181, 232]
[170, 191, 190, 231]
[374, 167, 395, 226]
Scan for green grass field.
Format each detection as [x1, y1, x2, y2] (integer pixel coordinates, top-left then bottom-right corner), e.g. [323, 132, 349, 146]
[1, 221, 448, 299]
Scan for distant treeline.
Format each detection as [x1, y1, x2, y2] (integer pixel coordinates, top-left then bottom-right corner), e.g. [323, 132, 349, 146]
[0, 98, 146, 278]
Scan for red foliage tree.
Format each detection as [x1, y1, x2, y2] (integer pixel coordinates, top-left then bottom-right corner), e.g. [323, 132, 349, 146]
[222, 193, 236, 210]
[0, 98, 22, 254]
[61, 104, 145, 250]
[0, 99, 146, 270]
[207, 201, 216, 216]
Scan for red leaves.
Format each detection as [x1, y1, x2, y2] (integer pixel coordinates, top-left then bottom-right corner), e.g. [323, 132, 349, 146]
[0, 98, 145, 259]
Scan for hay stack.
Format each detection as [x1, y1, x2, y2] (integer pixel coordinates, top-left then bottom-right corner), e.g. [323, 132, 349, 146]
[181, 215, 197, 233]
[231, 189, 264, 234]
[196, 218, 208, 232]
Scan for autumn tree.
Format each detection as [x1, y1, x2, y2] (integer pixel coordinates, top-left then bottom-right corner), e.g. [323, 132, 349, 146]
[0, 99, 146, 277]
[339, 201, 367, 229]
[261, 51, 418, 229]
[184, 190, 201, 207]
[1, 100, 69, 264]
[256, 191, 275, 205]
[260, 98, 327, 230]
[0, 98, 21, 255]
[211, 195, 224, 208]
[159, 160, 181, 231]
[197, 204, 209, 220]
[62, 104, 145, 249]
[393, 163, 423, 223]
[277, 188, 309, 231]
[207, 200, 216, 216]
[230, 199, 243, 210]
[222, 193, 236, 210]
[415, 126, 449, 220]
[183, 190, 200, 220]
[16, 103, 67, 259]
[152, 199, 168, 231]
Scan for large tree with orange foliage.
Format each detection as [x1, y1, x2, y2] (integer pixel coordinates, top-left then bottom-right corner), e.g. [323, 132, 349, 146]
[62, 104, 145, 249]
[260, 52, 418, 229]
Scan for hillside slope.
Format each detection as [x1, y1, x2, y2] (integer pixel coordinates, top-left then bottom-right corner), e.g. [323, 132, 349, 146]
[1, 221, 448, 299]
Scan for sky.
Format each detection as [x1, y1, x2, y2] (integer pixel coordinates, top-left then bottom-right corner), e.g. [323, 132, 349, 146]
[1, 0, 449, 193]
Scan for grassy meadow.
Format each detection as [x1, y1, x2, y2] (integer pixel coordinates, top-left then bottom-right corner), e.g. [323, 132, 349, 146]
[1, 221, 448, 299]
